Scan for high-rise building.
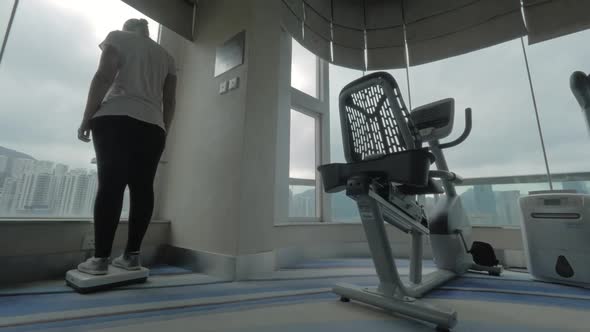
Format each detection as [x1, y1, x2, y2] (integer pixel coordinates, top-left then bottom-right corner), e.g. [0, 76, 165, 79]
[11, 173, 53, 215]
[0, 155, 8, 173]
[14, 174, 34, 212]
[562, 181, 588, 194]
[35, 161, 54, 174]
[58, 170, 90, 216]
[0, 177, 19, 215]
[494, 190, 522, 226]
[0, 155, 8, 190]
[290, 189, 315, 218]
[83, 171, 98, 216]
[10, 158, 35, 178]
[49, 175, 67, 214]
[30, 174, 52, 210]
[472, 184, 497, 225]
[54, 164, 68, 176]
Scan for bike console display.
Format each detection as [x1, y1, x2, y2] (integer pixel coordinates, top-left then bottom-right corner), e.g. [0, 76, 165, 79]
[410, 98, 455, 142]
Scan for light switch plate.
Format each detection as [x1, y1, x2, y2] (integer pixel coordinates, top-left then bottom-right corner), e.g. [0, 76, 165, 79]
[228, 77, 240, 90]
[219, 80, 228, 94]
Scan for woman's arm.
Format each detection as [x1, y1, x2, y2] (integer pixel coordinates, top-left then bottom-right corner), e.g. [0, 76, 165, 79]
[78, 45, 119, 142]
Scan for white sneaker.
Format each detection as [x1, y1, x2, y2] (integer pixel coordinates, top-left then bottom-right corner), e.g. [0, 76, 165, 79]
[112, 252, 141, 271]
[77, 257, 109, 275]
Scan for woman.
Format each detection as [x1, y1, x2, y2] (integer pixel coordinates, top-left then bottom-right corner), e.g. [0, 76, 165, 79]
[77, 18, 177, 275]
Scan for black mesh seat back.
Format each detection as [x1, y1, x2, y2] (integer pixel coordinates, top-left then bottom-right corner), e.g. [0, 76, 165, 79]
[339, 72, 421, 163]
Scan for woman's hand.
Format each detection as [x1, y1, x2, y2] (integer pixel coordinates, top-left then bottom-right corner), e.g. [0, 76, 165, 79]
[78, 120, 91, 143]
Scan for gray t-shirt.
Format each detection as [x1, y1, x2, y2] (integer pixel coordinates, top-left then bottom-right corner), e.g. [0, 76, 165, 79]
[93, 30, 176, 130]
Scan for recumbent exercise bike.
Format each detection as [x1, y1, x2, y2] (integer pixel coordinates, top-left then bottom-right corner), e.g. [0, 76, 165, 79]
[318, 72, 502, 330]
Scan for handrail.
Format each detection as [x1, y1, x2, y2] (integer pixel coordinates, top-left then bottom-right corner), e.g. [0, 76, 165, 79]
[459, 172, 590, 187]
[439, 108, 472, 149]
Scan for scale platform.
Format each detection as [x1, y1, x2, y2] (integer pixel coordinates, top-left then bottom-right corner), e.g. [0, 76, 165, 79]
[66, 266, 149, 293]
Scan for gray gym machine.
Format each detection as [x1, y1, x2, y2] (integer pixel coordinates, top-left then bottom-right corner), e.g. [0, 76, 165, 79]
[318, 72, 502, 330]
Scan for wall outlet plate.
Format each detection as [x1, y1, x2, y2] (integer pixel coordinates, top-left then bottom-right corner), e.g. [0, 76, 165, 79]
[81, 233, 95, 250]
[219, 80, 228, 94]
[228, 77, 240, 90]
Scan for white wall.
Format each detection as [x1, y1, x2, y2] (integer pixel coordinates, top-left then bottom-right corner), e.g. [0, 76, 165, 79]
[158, 0, 251, 256]
[235, 0, 283, 255]
[0, 220, 170, 257]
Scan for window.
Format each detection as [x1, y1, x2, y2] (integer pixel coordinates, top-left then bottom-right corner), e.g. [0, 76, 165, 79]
[291, 38, 319, 98]
[0, 0, 158, 218]
[524, 30, 590, 174]
[408, 39, 551, 227]
[289, 110, 318, 218]
[287, 37, 326, 222]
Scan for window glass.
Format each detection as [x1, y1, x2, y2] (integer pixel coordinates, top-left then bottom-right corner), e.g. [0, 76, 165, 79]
[524, 31, 590, 174]
[289, 109, 316, 179]
[0, 0, 158, 218]
[288, 185, 316, 218]
[288, 109, 318, 219]
[291, 38, 318, 98]
[409, 39, 550, 227]
[409, 39, 548, 178]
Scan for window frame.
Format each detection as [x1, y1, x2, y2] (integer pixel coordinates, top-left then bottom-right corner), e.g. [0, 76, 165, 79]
[287, 37, 330, 223]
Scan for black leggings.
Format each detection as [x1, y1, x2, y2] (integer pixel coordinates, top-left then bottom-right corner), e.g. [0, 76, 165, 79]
[90, 116, 166, 258]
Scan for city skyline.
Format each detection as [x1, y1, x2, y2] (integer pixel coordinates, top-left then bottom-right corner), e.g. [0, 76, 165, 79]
[0, 151, 129, 218]
[289, 181, 589, 226]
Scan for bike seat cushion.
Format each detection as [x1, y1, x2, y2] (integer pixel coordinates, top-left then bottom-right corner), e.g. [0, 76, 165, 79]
[318, 148, 435, 193]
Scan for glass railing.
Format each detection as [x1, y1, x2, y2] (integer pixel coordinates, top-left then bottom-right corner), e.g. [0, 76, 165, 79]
[331, 172, 590, 227]
[428, 172, 590, 227]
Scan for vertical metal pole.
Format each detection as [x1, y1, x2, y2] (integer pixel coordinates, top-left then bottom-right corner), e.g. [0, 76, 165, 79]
[520, 37, 553, 190]
[409, 231, 423, 284]
[0, 0, 19, 68]
[402, 23, 412, 110]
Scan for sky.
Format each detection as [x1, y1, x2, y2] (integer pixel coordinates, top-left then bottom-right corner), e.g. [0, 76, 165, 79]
[0, 0, 157, 170]
[291, 29, 590, 183]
